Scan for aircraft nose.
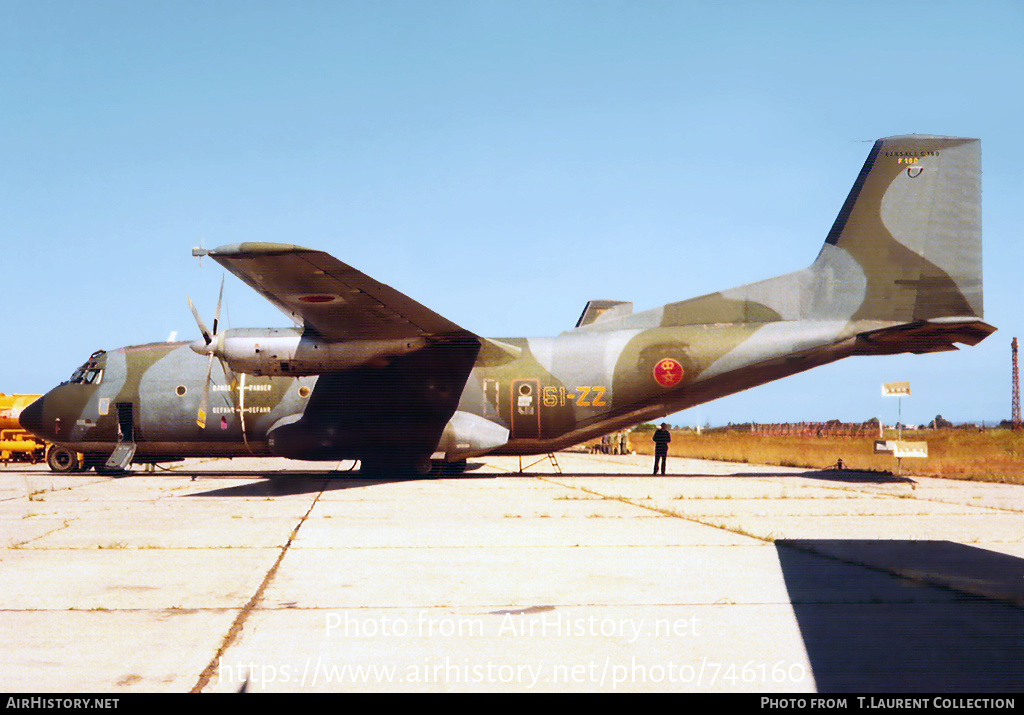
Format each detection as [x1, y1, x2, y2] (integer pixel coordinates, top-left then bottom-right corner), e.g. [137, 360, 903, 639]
[18, 396, 45, 437]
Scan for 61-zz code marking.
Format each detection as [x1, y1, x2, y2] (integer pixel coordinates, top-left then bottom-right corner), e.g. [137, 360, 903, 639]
[542, 386, 608, 408]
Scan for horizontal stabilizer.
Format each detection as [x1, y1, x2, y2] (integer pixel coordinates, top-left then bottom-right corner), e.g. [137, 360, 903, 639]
[852, 318, 996, 356]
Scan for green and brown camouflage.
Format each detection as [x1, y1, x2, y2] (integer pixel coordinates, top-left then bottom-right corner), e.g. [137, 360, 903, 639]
[21, 135, 994, 474]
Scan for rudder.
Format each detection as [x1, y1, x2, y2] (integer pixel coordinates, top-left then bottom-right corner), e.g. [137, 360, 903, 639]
[812, 135, 983, 322]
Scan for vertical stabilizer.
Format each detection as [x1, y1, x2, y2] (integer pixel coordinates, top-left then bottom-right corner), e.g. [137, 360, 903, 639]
[594, 135, 986, 336]
[812, 135, 983, 322]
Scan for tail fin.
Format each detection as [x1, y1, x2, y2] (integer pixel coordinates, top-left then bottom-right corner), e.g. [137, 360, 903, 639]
[625, 135, 989, 344]
[810, 134, 983, 322]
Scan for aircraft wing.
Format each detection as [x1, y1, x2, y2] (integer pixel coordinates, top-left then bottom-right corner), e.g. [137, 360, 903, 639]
[197, 243, 472, 341]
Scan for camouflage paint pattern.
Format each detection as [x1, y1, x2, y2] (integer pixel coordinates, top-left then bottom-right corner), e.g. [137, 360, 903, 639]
[21, 136, 994, 472]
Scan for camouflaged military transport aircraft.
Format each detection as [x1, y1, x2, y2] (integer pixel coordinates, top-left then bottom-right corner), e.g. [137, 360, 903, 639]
[21, 135, 995, 475]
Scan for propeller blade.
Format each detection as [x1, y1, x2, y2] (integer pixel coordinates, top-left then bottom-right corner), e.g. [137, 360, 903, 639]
[212, 275, 224, 339]
[191, 273, 228, 429]
[238, 372, 249, 450]
[188, 274, 224, 347]
[188, 296, 213, 345]
[197, 352, 214, 429]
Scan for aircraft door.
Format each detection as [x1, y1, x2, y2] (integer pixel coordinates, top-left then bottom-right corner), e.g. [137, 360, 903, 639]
[511, 380, 541, 439]
[106, 402, 137, 470]
[116, 402, 135, 443]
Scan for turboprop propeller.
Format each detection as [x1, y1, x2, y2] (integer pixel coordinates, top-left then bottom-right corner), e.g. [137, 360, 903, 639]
[187, 276, 225, 429]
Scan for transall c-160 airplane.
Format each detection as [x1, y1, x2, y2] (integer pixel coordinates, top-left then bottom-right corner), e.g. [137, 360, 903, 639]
[20, 135, 994, 475]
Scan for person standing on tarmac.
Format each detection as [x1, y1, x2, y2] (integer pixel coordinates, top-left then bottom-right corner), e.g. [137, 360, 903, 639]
[652, 423, 671, 474]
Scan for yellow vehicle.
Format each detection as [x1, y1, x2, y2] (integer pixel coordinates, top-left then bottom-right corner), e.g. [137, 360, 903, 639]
[2, 394, 90, 471]
[1, 394, 48, 465]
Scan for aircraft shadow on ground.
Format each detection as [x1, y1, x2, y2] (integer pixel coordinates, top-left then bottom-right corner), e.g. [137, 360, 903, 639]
[775, 540, 1024, 692]
[178, 467, 911, 494]
[735, 469, 914, 485]
[507, 470, 912, 484]
[186, 475, 388, 497]
[182, 462, 495, 497]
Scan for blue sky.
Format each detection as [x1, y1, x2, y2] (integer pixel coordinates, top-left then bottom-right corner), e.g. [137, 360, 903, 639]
[4, 0, 1022, 427]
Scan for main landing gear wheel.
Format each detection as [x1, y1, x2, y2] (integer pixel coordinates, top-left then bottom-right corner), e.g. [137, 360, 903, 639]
[82, 454, 106, 472]
[430, 459, 468, 476]
[46, 447, 79, 473]
[359, 458, 433, 478]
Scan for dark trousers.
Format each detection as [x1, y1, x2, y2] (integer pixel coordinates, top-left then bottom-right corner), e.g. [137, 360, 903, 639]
[653, 450, 667, 474]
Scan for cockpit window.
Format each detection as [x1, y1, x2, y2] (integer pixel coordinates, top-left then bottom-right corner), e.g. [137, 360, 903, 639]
[60, 350, 108, 386]
[66, 362, 104, 385]
[83, 369, 103, 384]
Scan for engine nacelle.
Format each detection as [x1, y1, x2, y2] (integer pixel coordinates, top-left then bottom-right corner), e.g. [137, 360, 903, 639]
[190, 327, 428, 376]
[434, 411, 510, 459]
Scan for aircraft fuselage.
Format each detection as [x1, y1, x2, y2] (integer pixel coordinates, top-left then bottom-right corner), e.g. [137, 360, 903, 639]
[21, 316, 902, 465]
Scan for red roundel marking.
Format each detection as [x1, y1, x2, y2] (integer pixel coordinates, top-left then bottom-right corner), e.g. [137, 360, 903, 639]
[297, 294, 338, 304]
[653, 358, 684, 387]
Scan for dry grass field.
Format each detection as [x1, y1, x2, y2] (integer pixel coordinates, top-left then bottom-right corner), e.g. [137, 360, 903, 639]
[625, 428, 1024, 484]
